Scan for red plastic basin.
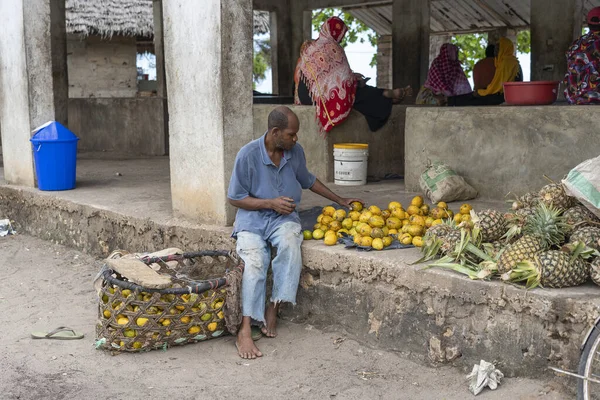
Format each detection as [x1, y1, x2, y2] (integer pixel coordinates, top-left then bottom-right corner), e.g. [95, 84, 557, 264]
[503, 81, 560, 105]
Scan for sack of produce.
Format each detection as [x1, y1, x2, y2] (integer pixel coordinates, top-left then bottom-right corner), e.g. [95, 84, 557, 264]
[419, 161, 477, 203]
[562, 155, 600, 219]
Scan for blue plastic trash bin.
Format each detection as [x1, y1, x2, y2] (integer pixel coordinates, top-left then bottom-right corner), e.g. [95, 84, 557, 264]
[30, 121, 79, 191]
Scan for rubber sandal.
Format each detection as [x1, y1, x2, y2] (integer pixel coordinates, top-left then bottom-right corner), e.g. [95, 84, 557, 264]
[251, 326, 262, 341]
[31, 326, 84, 340]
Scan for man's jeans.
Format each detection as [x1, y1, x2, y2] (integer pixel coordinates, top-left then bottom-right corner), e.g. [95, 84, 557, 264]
[236, 222, 303, 325]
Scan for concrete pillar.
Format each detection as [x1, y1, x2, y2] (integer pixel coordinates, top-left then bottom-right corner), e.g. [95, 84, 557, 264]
[531, 0, 583, 82]
[0, 0, 68, 186]
[392, 0, 430, 91]
[376, 35, 392, 89]
[152, 0, 169, 155]
[162, 0, 253, 225]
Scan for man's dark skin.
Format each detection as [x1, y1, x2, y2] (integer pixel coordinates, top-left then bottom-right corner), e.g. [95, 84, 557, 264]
[229, 106, 362, 359]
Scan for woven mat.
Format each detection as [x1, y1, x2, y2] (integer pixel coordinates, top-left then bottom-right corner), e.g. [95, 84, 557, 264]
[105, 258, 172, 289]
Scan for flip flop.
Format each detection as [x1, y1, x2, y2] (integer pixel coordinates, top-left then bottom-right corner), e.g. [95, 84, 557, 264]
[251, 326, 262, 341]
[31, 326, 84, 340]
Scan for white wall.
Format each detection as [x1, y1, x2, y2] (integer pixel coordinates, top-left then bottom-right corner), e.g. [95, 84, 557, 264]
[67, 34, 137, 98]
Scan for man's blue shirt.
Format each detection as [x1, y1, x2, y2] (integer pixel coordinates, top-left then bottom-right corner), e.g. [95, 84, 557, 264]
[228, 133, 316, 239]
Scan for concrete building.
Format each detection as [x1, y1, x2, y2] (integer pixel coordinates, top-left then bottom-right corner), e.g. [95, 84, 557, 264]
[1, 0, 600, 225]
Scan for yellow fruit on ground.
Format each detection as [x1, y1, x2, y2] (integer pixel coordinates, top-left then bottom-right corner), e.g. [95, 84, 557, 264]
[117, 317, 129, 325]
[121, 289, 132, 297]
[180, 316, 191, 324]
[119, 341, 125, 347]
[317, 214, 324, 223]
[420, 204, 430, 215]
[388, 201, 402, 211]
[430, 207, 444, 220]
[342, 218, 353, 230]
[437, 202, 448, 210]
[432, 219, 443, 226]
[460, 204, 473, 215]
[453, 213, 463, 223]
[402, 219, 410, 227]
[334, 209, 347, 221]
[425, 217, 434, 227]
[323, 206, 336, 217]
[312, 229, 325, 240]
[368, 205, 382, 215]
[391, 208, 406, 220]
[358, 224, 372, 237]
[302, 230, 313, 240]
[360, 236, 373, 247]
[321, 216, 334, 226]
[382, 226, 389, 236]
[188, 326, 201, 334]
[352, 221, 359, 227]
[409, 215, 426, 227]
[319, 224, 330, 232]
[350, 201, 363, 212]
[407, 224, 424, 237]
[447, 210, 454, 218]
[103, 310, 111, 319]
[162, 319, 171, 326]
[411, 196, 424, 208]
[388, 228, 398, 235]
[359, 211, 373, 223]
[353, 234, 362, 245]
[217, 311, 224, 319]
[382, 236, 393, 247]
[313, 223, 321, 230]
[325, 230, 337, 238]
[399, 233, 413, 245]
[461, 214, 472, 222]
[368, 215, 385, 228]
[337, 229, 349, 238]
[123, 329, 136, 338]
[349, 228, 357, 237]
[349, 211, 361, 221]
[406, 205, 422, 216]
[412, 236, 424, 247]
[370, 227, 384, 239]
[324, 234, 337, 246]
[132, 342, 142, 349]
[136, 317, 149, 327]
[372, 238, 384, 250]
[207, 322, 218, 332]
[329, 221, 342, 232]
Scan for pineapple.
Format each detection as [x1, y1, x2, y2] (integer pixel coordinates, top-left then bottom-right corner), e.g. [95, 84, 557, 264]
[497, 204, 569, 273]
[564, 205, 600, 228]
[510, 192, 539, 211]
[470, 209, 507, 242]
[503, 207, 536, 243]
[502, 247, 589, 288]
[538, 182, 575, 210]
[591, 258, 600, 286]
[569, 226, 600, 251]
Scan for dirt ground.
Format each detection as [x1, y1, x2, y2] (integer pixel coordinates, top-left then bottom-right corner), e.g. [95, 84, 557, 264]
[0, 235, 570, 400]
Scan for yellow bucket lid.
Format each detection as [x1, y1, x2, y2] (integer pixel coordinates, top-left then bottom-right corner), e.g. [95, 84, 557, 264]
[334, 143, 368, 150]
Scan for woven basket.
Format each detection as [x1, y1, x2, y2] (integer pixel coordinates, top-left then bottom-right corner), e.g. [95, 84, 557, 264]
[95, 250, 243, 352]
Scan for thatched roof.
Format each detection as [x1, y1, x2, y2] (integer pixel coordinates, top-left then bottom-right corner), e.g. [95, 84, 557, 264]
[66, 0, 270, 38]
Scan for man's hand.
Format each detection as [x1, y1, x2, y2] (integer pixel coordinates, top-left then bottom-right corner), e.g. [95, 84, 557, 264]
[338, 198, 365, 210]
[271, 196, 296, 215]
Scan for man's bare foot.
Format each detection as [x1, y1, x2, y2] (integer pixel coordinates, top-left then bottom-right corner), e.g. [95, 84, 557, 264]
[261, 302, 279, 338]
[236, 326, 263, 359]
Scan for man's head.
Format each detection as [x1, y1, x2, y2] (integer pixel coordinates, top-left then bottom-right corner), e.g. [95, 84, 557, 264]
[268, 106, 299, 151]
[588, 7, 600, 32]
[485, 44, 495, 58]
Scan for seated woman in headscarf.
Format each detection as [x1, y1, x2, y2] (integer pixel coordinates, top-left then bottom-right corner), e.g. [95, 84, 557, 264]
[564, 6, 600, 104]
[448, 37, 521, 106]
[294, 17, 412, 133]
[415, 43, 472, 106]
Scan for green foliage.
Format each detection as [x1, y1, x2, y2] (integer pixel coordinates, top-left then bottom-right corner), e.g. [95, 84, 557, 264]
[253, 37, 270, 89]
[450, 30, 531, 76]
[312, 8, 378, 67]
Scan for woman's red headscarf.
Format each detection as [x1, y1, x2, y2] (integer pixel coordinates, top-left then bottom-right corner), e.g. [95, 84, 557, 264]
[294, 17, 357, 133]
[424, 43, 472, 97]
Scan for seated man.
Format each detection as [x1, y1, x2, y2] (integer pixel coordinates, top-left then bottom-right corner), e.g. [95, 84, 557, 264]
[564, 6, 600, 104]
[473, 44, 496, 92]
[228, 106, 361, 359]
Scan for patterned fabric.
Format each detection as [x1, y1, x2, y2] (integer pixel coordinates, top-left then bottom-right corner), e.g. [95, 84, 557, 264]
[564, 30, 600, 105]
[477, 37, 520, 96]
[415, 86, 447, 106]
[423, 44, 471, 97]
[294, 17, 357, 133]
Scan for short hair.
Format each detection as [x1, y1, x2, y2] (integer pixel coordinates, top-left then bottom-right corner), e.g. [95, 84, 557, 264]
[485, 44, 495, 58]
[268, 109, 289, 131]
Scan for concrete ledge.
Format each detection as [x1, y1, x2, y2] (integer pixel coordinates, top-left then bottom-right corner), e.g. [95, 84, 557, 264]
[404, 105, 600, 198]
[1, 183, 598, 378]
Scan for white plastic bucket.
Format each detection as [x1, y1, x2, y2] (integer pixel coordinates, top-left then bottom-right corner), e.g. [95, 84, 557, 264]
[333, 143, 369, 186]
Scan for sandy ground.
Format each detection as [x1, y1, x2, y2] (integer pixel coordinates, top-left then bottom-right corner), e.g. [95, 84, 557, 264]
[0, 235, 570, 400]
